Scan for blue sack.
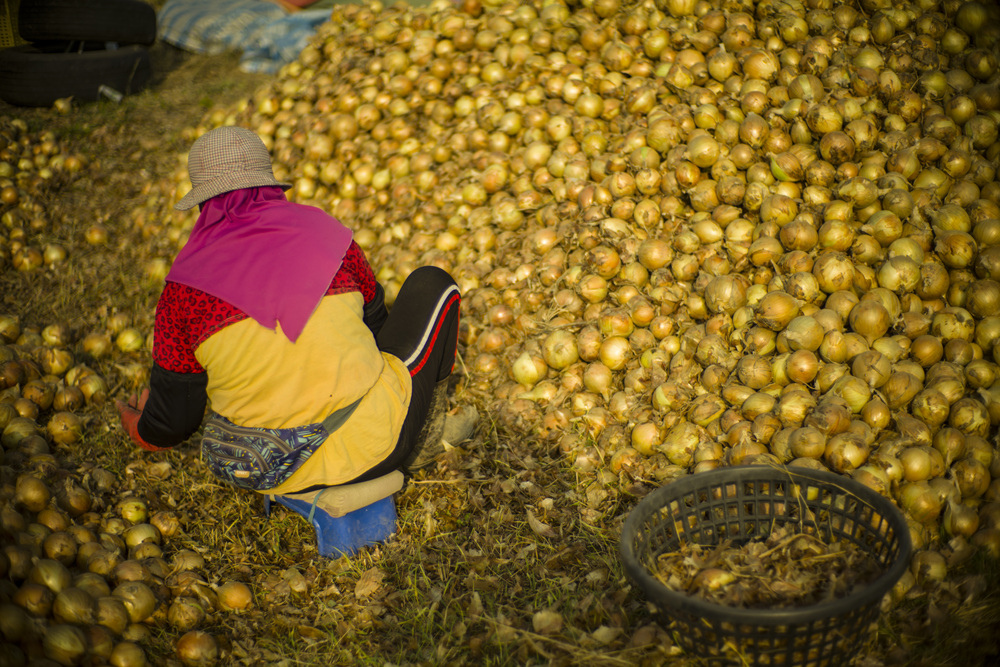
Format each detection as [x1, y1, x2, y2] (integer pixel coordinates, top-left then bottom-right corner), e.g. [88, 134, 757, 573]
[157, 0, 330, 74]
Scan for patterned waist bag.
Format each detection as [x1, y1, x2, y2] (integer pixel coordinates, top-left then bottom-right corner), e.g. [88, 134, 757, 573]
[201, 396, 362, 491]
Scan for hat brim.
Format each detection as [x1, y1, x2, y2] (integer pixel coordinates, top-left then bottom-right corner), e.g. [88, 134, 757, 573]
[174, 172, 292, 211]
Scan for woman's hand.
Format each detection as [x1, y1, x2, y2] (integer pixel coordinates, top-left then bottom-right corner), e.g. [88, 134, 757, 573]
[115, 389, 169, 451]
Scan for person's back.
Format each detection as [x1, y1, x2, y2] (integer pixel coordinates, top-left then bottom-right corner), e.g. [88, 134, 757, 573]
[117, 126, 475, 507]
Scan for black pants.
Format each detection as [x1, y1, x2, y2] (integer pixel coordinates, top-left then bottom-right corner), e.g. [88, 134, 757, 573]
[348, 266, 460, 482]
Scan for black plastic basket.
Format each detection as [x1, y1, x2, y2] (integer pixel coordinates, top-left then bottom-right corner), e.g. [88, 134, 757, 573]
[620, 465, 912, 667]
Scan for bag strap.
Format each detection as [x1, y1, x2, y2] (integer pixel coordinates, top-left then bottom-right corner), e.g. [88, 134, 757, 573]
[319, 394, 364, 433]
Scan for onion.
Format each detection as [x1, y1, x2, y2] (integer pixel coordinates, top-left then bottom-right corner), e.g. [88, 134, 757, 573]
[52, 587, 96, 625]
[824, 432, 869, 472]
[14, 474, 50, 513]
[789, 426, 826, 460]
[43, 531, 78, 566]
[511, 351, 547, 387]
[168, 597, 207, 632]
[704, 275, 748, 315]
[75, 372, 109, 404]
[910, 390, 951, 428]
[46, 411, 83, 446]
[176, 630, 219, 667]
[598, 336, 631, 371]
[848, 300, 890, 343]
[540, 330, 578, 371]
[852, 465, 890, 496]
[776, 391, 816, 428]
[783, 316, 825, 352]
[950, 397, 991, 436]
[741, 393, 776, 420]
[96, 596, 131, 635]
[109, 641, 147, 667]
[661, 421, 700, 467]
[952, 457, 991, 499]
[943, 499, 980, 539]
[171, 550, 206, 572]
[899, 481, 943, 524]
[217, 581, 253, 612]
[911, 549, 948, 585]
[932, 427, 967, 467]
[932, 308, 977, 343]
[14, 581, 55, 616]
[112, 581, 157, 623]
[28, 558, 72, 594]
[829, 375, 871, 414]
[754, 291, 799, 331]
[630, 422, 662, 457]
[43, 623, 87, 666]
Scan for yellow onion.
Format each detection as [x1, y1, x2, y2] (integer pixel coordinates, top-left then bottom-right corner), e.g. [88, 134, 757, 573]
[899, 481, 944, 524]
[828, 375, 871, 413]
[109, 642, 147, 667]
[704, 275, 748, 314]
[52, 587, 96, 625]
[952, 457, 991, 499]
[972, 528, 1000, 558]
[43, 624, 88, 666]
[862, 398, 891, 431]
[28, 559, 72, 594]
[740, 393, 776, 420]
[176, 630, 219, 667]
[943, 499, 980, 538]
[932, 308, 976, 342]
[216, 581, 253, 612]
[540, 330, 579, 371]
[824, 432, 869, 473]
[688, 394, 727, 427]
[598, 336, 631, 371]
[932, 427, 967, 467]
[911, 549, 948, 584]
[898, 446, 944, 482]
[753, 291, 799, 331]
[511, 351, 547, 387]
[852, 465, 891, 496]
[789, 426, 826, 459]
[95, 596, 130, 635]
[848, 300, 890, 343]
[851, 350, 891, 388]
[950, 397, 991, 436]
[168, 597, 207, 632]
[782, 316, 825, 351]
[661, 421, 701, 467]
[112, 581, 157, 623]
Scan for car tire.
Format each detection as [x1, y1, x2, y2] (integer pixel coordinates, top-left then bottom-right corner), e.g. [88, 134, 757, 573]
[18, 0, 157, 46]
[0, 44, 152, 107]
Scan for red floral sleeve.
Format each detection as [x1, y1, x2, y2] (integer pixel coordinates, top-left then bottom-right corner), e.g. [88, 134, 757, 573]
[153, 283, 247, 373]
[328, 241, 377, 302]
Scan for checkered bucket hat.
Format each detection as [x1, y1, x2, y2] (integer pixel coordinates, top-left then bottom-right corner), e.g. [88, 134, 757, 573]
[175, 126, 291, 211]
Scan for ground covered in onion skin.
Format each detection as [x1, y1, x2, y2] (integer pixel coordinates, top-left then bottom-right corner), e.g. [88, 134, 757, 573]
[3, 0, 1000, 665]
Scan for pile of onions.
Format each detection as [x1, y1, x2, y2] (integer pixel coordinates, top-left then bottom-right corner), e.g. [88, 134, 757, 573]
[1, 316, 253, 665]
[0, 117, 90, 273]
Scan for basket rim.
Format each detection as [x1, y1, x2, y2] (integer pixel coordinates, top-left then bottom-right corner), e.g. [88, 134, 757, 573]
[619, 464, 914, 626]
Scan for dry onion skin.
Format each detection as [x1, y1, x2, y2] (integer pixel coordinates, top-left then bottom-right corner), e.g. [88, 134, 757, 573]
[653, 525, 882, 608]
